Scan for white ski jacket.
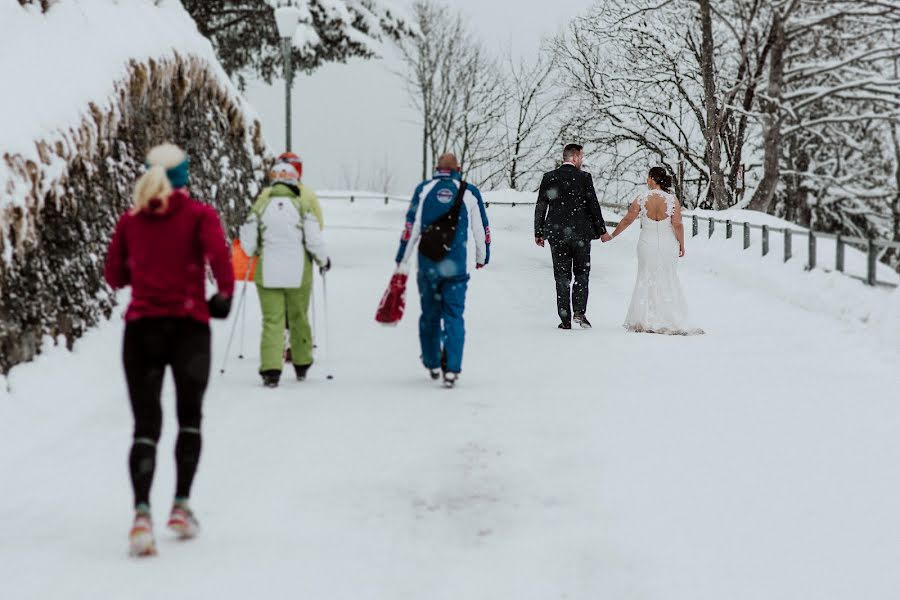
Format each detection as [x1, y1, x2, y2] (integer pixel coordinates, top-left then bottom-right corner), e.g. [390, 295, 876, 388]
[240, 184, 328, 289]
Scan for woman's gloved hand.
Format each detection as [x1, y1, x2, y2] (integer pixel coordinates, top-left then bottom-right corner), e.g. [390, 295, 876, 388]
[320, 258, 332, 275]
[207, 293, 233, 319]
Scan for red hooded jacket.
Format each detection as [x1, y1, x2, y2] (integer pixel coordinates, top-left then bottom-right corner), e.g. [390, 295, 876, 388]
[104, 189, 235, 323]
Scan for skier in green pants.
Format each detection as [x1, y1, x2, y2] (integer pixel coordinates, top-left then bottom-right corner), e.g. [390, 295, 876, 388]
[239, 162, 331, 387]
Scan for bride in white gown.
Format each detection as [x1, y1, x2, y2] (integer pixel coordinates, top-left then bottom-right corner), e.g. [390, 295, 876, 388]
[610, 167, 703, 335]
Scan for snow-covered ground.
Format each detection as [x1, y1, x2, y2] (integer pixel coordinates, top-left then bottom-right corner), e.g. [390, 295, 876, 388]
[1, 199, 898, 600]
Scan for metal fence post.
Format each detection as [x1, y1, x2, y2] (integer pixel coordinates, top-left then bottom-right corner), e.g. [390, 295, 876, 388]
[384, 196, 389, 205]
[867, 238, 877, 286]
[807, 230, 816, 270]
[350, 195, 355, 203]
[708, 218, 715, 238]
[726, 220, 733, 239]
[692, 215, 698, 237]
[743, 222, 750, 250]
[762, 225, 769, 256]
[835, 235, 845, 272]
[784, 229, 792, 262]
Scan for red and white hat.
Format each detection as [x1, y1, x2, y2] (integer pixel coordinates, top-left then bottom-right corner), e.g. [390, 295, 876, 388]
[269, 162, 300, 185]
[278, 152, 303, 179]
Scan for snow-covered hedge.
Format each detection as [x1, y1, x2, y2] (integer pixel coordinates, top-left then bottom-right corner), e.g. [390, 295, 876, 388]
[0, 0, 270, 372]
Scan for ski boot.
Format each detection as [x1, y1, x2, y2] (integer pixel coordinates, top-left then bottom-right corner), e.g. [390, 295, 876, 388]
[428, 368, 441, 381]
[167, 501, 199, 540]
[129, 506, 156, 557]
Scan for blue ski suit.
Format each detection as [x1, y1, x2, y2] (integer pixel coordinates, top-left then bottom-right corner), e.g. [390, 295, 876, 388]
[395, 170, 491, 374]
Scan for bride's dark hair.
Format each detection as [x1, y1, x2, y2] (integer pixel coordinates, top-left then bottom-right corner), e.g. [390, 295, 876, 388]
[648, 166, 673, 192]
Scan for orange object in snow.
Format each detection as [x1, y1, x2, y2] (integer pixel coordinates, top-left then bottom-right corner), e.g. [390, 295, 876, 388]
[232, 239, 257, 281]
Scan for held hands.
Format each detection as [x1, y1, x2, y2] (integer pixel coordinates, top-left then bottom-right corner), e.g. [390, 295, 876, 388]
[476, 263, 486, 270]
[535, 237, 545, 247]
[600, 233, 613, 243]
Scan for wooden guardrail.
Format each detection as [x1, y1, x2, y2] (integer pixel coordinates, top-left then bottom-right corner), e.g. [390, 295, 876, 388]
[686, 214, 900, 288]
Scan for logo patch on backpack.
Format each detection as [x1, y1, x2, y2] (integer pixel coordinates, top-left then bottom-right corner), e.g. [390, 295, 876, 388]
[436, 188, 454, 204]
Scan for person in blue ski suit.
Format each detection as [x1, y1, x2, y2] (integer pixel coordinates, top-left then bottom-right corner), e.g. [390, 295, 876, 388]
[395, 153, 491, 387]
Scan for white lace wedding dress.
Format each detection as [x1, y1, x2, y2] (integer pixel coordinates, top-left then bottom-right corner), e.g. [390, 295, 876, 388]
[623, 191, 703, 335]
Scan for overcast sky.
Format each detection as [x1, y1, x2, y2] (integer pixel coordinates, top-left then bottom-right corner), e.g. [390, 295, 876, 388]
[244, 0, 596, 194]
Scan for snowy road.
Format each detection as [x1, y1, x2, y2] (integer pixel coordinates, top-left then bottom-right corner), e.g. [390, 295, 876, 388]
[1, 201, 898, 600]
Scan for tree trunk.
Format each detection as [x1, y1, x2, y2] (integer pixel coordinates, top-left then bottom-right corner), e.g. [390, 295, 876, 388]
[509, 126, 522, 190]
[892, 49, 900, 253]
[422, 120, 428, 181]
[749, 10, 786, 213]
[894, 128, 900, 244]
[699, 0, 728, 210]
[886, 119, 900, 271]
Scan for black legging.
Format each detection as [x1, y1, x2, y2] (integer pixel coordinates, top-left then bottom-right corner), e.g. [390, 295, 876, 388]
[123, 318, 211, 508]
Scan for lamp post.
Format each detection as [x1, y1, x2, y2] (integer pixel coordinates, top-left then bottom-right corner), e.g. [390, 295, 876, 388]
[274, 6, 301, 151]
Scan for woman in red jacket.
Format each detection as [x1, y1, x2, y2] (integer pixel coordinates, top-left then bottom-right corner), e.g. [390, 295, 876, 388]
[104, 143, 234, 557]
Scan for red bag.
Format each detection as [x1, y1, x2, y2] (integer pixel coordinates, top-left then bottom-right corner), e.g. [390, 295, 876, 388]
[376, 272, 408, 325]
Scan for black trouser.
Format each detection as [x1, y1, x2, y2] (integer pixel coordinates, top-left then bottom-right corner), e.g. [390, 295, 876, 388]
[550, 239, 592, 324]
[123, 318, 210, 508]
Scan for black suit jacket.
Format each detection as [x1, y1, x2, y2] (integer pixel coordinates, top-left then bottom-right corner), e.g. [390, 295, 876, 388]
[534, 164, 607, 244]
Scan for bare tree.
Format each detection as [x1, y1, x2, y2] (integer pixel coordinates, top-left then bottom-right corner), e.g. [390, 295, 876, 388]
[396, 0, 507, 187]
[338, 160, 365, 191]
[552, 0, 731, 206]
[748, 0, 900, 222]
[498, 49, 563, 190]
[553, 0, 769, 208]
[698, 0, 729, 208]
[396, 1, 455, 180]
[367, 156, 396, 195]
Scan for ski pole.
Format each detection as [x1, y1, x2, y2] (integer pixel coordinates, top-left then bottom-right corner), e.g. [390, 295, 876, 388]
[219, 261, 253, 374]
[238, 281, 249, 360]
[310, 274, 318, 350]
[321, 271, 333, 381]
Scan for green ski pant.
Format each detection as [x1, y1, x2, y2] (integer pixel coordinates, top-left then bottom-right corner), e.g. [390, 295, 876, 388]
[256, 265, 314, 372]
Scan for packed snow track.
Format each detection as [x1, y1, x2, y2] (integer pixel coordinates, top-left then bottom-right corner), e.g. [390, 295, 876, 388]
[1, 201, 898, 600]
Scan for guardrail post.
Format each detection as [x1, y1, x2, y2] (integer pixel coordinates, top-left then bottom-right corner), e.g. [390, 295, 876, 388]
[726, 220, 733, 239]
[835, 234, 845, 272]
[743, 222, 750, 250]
[708, 218, 714, 238]
[784, 229, 792, 262]
[762, 225, 769, 256]
[867, 238, 877, 286]
[807, 230, 816, 270]
[692, 215, 698, 237]
[350, 195, 355, 203]
[384, 196, 389, 205]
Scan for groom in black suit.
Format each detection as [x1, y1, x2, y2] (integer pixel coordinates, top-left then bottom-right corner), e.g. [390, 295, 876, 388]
[534, 144, 611, 329]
